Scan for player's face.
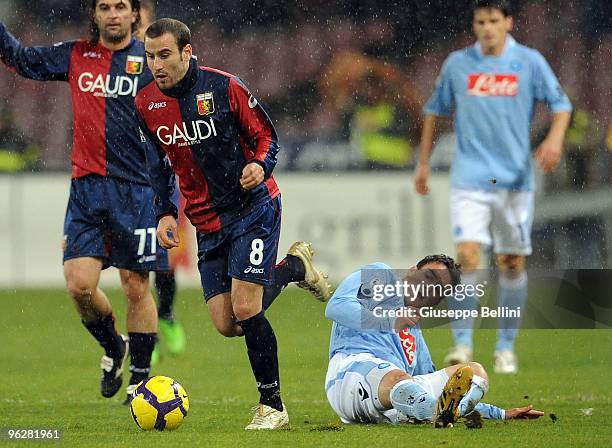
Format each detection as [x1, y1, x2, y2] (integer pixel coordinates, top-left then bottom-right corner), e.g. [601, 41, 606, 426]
[145, 33, 193, 90]
[94, 0, 137, 44]
[403, 261, 452, 308]
[472, 8, 513, 55]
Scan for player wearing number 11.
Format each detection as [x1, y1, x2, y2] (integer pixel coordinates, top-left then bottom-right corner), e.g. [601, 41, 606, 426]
[135, 18, 332, 430]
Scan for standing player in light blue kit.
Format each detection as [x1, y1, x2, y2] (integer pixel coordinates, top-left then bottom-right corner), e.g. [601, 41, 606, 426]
[415, 0, 572, 372]
[324, 255, 543, 426]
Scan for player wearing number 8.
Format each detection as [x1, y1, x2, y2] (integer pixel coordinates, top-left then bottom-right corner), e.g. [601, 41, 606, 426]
[136, 18, 332, 430]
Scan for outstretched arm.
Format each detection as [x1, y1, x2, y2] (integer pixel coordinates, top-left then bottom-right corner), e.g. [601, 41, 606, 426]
[0, 22, 73, 81]
[473, 402, 543, 420]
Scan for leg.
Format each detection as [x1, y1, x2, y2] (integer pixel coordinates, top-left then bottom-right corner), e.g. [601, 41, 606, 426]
[490, 189, 533, 373]
[232, 279, 284, 409]
[65, 257, 110, 322]
[120, 269, 157, 395]
[155, 270, 176, 320]
[447, 188, 493, 364]
[444, 241, 481, 364]
[207, 291, 242, 337]
[154, 269, 186, 357]
[65, 257, 128, 398]
[325, 354, 415, 424]
[262, 241, 332, 307]
[494, 254, 526, 373]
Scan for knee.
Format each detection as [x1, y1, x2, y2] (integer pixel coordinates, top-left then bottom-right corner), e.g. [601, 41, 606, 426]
[468, 361, 488, 380]
[121, 272, 150, 303]
[496, 255, 525, 278]
[457, 244, 480, 272]
[232, 301, 261, 322]
[66, 278, 95, 301]
[387, 370, 411, 386]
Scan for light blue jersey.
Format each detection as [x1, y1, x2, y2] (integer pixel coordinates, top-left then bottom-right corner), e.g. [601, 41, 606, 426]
[424, 35, 572, 191]
[325, 262, 436, 376]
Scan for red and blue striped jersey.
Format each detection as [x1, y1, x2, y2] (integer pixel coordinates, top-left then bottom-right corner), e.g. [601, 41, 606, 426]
[0, 23, 153, 184]
[135, 58, 280, 233]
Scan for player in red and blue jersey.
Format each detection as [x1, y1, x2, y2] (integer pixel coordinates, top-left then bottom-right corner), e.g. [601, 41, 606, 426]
[0, 0, 165, 402]
[136, 18, 332, 430]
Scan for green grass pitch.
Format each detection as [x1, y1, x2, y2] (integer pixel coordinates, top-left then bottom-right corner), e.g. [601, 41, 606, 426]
[0, 287, 610, 447]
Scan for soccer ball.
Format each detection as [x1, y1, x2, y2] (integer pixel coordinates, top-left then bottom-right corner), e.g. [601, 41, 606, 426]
[130, 376, 189, 431]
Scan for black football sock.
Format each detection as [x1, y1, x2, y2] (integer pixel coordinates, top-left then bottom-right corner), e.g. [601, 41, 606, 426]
[155, 271, 177, 321]
[82, 313, 124, 359]
[237, 311, 283, 411]
[127, 332, 157, 385]
[262, 255, 306, 310]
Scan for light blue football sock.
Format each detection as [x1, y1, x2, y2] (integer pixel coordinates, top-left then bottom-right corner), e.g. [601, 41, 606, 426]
[458, 374, 488, 417]
[449, 272, 479, 349]
[495, 271, 527, 352]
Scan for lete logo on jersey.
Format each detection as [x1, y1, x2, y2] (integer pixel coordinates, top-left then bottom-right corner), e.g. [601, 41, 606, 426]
[197, 92, 214, 115]
[398, 328, 416, 365]
[467, 73, 518, 96]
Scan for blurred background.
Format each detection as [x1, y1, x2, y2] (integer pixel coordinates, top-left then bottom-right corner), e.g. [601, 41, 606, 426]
[1, 0, 611, 286]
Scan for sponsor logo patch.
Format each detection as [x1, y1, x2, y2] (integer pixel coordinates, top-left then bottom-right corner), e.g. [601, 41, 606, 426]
[398, 329, 416, 365]
[467, 73, 518, 96]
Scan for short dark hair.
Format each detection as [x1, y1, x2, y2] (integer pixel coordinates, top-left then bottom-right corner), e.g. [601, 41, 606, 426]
[89, 0, 141, 41]
[417, 254, 462, 287]
[145, 18, 191, 51]
[472, 0, 512, 17]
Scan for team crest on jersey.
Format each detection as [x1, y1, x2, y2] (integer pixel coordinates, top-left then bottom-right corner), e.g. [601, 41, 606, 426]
[125, 55, 144, 75]
[197, 92, 215, 116]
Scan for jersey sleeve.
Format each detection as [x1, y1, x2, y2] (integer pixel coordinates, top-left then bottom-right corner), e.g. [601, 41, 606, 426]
[136, 109, 178, 221]
[325, 263, 398, 332]
[325, 291, 396, 332]
[532, 50, 572, 113]
[0, 22, 73, 81]
[228, 77, 279, 178]
[423, 55, 455, 116]
[473, 402, 505, 420]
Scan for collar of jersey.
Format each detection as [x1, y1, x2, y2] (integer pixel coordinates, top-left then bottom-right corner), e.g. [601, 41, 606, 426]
[160, 57, 199, 98]
[474, 34, 516, 59]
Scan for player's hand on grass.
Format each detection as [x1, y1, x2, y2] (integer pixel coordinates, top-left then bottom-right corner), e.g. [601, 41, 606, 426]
[240, 162, 264, 190]
[414, 163, 430, 195]
[504, 405, 544, 420]
[534, 137, 563, 172]
[157, 214, 180, 249]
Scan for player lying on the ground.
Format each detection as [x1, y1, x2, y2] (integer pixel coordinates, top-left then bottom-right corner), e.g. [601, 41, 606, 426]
[325, 254, 544, 425]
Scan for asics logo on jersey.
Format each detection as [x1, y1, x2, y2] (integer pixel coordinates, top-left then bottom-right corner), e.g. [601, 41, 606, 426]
[77, 72, 138, 98]
[244, 266, 264, 274]
[148, 101, 167, 110]
[248, 94, 258, 109]
[156, 118, 218, 146]
[467, 73, 518, 97]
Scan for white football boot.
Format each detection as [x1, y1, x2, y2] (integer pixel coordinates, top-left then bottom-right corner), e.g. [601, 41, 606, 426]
[494, 349, 518, 374]
[287, 241, 332, 302]
[443, 345, 473, 366]
[245, 404, 289, 430]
